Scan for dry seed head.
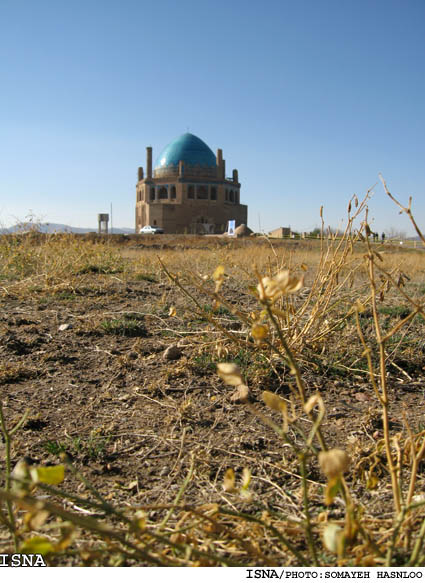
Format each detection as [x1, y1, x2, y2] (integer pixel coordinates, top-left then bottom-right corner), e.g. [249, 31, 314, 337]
[304, 394, 324, 414]
[354, 300, 366, 314]
[213, 265, 225, 291]
[319, 449, 350, 479]
[263, 391, 288, 431]
[257, 270, 304, 302]
[217, 362, 244, 386]
[240, 489, 253, 502]
[270, 306, 287, 318]
[230, 384, 250, 403]
[323, 523, 343, 554]
[215, 342, 228, 359]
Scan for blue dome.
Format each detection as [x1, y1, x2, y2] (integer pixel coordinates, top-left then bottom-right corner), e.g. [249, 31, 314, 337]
[154, 133, 217, 169]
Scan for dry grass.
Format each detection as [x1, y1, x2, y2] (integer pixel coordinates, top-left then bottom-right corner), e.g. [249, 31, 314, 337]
[0, 192, 425, 566]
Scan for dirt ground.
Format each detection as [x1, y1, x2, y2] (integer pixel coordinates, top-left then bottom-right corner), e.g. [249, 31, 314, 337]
[0, 237, 424, 564]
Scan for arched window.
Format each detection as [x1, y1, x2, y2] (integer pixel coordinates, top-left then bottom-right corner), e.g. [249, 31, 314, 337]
[170, 185, 176, 199]
[235, 191, 239, 204]
[197, 185, 208, 199]
[229, 190, 234, 203]
[159, 186, 168, 199]
[150, 187, 155, 201]
[210, 187, 217, 200]
[188, 185, 194, 199]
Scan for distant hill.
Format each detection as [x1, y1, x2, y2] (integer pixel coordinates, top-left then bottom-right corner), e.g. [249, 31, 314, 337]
[0, 223, 134, 235]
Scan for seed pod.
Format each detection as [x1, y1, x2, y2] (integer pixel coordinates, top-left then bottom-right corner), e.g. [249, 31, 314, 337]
[217, 363, 244, 387]
[319, 449, 350, 479]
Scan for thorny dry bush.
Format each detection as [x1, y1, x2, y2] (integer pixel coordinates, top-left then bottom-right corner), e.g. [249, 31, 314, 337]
[0, 182, 425, 566]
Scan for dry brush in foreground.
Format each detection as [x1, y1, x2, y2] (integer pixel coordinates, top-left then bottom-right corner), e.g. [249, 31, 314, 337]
[0, 184, 424, 566]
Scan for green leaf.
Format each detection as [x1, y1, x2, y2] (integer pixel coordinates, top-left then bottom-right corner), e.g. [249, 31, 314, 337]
[30, 465, 65, 485]
[324, 476, 341, 505]
[20, 536, 54, 555]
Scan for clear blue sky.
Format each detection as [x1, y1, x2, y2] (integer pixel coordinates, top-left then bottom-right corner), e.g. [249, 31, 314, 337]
[1, 0, 424, 235]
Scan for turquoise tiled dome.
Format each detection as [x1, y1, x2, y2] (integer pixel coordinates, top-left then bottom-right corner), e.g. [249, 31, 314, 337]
[154, 133, 217, 169]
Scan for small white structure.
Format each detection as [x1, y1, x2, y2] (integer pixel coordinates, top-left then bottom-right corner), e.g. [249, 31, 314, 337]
[227, 220, 236, 236]
[98, 214, 109, 235]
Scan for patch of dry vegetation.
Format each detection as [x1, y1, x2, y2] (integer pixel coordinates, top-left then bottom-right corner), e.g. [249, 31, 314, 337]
[0, 187, 424, 566]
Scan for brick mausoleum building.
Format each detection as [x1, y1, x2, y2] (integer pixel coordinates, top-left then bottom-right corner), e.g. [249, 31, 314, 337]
[135, 133, 247, 234]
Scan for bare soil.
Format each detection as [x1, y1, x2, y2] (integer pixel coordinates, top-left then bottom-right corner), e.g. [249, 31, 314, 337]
[0, 237, 424, 564]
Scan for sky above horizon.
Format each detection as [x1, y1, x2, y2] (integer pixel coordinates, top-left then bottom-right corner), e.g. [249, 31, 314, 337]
[1, 0, 424, 235]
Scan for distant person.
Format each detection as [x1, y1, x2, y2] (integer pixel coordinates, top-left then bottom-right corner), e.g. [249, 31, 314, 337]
[381, 233, 386, 243]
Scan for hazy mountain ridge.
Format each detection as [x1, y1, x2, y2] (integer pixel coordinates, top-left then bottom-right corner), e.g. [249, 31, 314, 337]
[0, 223, 134, 234]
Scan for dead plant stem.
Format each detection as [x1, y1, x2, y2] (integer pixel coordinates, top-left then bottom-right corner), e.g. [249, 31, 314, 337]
[366, 245, 402, 514]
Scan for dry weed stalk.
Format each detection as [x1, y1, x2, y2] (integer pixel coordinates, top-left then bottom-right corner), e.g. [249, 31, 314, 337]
[160, 183, 425, 565]
[0, 231, 125, 296]
[380, 175, 425, 246]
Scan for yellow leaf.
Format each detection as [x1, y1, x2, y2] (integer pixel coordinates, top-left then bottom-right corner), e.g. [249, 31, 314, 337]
[213, 265, 225, 281]
[168, 306, 176, 317]
[262, 391, 285, 412]
[30, 465, 65, 485]
[251, 323, 268, 340]
[20, 536, 54, 555]
[134, 510, 146, 531]
[223, 468, 236, 492]
[55, 527, 75, 551]
[25, 510, 49, 530]
[241, 468, 251, 490]
[366, 473, 379, 490]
